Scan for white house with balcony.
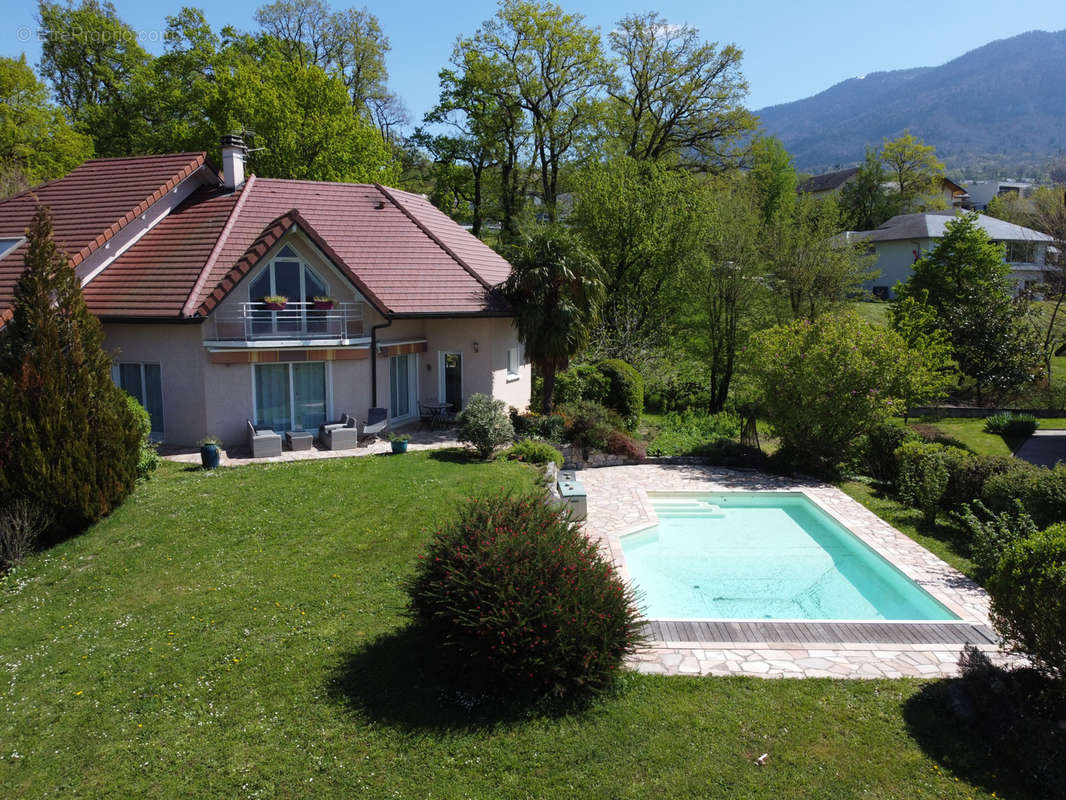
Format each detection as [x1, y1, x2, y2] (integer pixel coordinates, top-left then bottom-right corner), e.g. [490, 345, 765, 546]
[845, 210, 1054, 298]
[0, 141, 530, 448]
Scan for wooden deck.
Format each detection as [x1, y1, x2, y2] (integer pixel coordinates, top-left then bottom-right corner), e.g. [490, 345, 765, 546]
[643, 619, 998, 646]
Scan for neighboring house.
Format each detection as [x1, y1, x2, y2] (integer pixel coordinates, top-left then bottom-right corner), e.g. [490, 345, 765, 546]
[962, 180, 1033, 211]
[0, 139, 530, 447]
[845, 210, 1054, 298]
[799, 168, 967, 208]
[796, 167, 860, 197]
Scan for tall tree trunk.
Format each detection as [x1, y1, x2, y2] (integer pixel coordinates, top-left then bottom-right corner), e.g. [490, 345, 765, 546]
[541, 362, 557, 413]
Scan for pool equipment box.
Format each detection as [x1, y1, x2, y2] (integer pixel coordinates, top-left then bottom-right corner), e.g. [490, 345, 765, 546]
[557, 471, 587, 520]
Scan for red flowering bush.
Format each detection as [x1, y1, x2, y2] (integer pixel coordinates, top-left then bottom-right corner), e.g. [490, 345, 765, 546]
[406, 492, 644, 701]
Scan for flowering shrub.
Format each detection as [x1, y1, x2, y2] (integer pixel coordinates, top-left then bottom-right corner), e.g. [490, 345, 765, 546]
[745, 311, 952, 474]
[406, 492, 644, 701]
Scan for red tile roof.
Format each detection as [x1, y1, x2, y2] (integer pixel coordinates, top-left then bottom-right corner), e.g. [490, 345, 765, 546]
[189, 178, 511, 316]
[0, 153, 213, 323]
[0, 155, 514, 322]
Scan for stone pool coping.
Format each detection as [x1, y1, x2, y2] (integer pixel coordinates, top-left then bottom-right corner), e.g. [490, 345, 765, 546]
[578, 463, 1015, 679]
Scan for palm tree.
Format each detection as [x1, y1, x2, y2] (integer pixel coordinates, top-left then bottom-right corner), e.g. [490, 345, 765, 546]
[502, 225, 605, 412]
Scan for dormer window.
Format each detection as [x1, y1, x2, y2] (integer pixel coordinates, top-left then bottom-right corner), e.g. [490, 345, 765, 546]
[249, 246, 329, 335]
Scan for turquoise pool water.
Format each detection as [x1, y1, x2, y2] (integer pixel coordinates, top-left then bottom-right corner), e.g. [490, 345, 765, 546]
[621, 492, 958, 621]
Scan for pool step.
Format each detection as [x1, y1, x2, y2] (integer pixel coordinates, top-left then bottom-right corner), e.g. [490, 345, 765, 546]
[643, 619, 998, 646]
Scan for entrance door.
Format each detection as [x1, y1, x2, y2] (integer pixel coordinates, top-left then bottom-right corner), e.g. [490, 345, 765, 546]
[440, 352, 462, 411]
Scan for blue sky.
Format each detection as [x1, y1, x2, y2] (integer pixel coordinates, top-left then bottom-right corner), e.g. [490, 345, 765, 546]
[4, 0, 1066, 121]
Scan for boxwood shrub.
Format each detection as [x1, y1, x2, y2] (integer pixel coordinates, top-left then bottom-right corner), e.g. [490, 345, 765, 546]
[406, 492, 644, 701]
[987, 524, 1066, 678]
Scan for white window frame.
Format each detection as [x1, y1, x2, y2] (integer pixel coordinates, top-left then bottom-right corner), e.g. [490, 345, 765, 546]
[251, 360, 333, 432]
[112, 361, 165, 441]
[0, 238, 22, 260]
[249, 247, 329, 332]
[506, 346, 521, 382]
[389, 353, 420, 422]
[438, 350, 463, 406]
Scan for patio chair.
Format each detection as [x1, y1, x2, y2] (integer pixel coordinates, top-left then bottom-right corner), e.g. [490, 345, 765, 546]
[319, 413, 358, 450]
[247, 419, 282, 458]
[359, 407, 388, 445]
[417, 401, 434, 430]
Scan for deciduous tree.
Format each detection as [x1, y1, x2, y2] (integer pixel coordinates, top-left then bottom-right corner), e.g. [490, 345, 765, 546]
[894, 212, 1044, 403]
[605, 12, 754, 170]
[880, 130, 945, 210]
[0, 55, 92, 196]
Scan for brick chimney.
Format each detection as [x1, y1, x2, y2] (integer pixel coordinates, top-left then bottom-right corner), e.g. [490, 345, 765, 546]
[220, 134, 246, 190]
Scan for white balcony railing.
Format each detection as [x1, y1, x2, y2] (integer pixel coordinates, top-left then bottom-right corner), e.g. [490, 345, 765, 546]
[207, 301, 365, 343]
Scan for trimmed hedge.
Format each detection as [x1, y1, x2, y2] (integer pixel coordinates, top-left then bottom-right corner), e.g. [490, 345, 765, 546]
[406, 492, 644, 700]
[987, 524, 1066, 678]
[502, 440, 564, 467]
[895, 441, 952, 524]
[858, 420, 920, 483]
[982, 464, 1066, 529]
[596, 359, 643, 430]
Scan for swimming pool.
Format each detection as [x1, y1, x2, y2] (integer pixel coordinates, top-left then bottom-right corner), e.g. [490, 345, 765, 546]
[621, 492, 958, 621]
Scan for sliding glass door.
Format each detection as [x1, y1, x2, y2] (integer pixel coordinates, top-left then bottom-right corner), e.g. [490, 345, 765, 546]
[254, 362, 328, 432]
[389, 354, 417, 420]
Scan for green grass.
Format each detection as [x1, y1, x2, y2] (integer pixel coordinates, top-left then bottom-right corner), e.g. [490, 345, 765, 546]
[848, 301, 891, 327]
[0, 453, 1052, 798]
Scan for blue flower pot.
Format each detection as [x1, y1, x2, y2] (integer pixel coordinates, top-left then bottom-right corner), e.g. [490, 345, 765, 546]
[200, 444, 221, 469]
[391, 440, 408, 454]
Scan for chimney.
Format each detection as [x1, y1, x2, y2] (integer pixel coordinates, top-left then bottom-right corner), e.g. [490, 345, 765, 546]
[220, 134, 246, 190]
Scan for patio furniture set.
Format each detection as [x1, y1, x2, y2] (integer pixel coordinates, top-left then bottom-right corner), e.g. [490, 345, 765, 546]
[245, 408, 390, 457]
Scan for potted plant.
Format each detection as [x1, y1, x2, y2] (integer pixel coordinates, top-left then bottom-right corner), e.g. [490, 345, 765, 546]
[198, 435, 222, 469]
[389, 433, 410, 454]
[312, 295, 337, 310]
[262, 295, 288, 311]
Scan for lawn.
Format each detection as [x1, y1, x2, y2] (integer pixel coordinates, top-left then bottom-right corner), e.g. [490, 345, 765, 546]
[0, 453, 1053, 798]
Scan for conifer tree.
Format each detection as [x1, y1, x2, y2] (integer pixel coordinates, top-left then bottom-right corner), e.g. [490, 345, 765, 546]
[0, 206, 141, 534]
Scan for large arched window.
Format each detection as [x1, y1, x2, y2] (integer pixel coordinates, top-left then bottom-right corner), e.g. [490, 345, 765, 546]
[249, 246, 328, 334]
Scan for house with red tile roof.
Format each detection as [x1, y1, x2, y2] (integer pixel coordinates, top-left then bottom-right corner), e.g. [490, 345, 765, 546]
[0, 139, 529, 447]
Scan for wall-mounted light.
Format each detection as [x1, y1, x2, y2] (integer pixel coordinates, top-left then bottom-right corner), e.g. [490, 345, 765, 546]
[472, 341, 479, 353]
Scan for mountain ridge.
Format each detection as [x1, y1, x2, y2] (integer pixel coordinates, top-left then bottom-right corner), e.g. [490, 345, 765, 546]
[756, 29, 1066, 175]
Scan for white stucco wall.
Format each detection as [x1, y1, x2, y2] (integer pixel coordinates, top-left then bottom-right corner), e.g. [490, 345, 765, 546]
[866, 238, 1051, 298]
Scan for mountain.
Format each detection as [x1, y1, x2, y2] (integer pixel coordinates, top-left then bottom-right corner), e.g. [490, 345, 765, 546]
[755, 29, 1066, 175]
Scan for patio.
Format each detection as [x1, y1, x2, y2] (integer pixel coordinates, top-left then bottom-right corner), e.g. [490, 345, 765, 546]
[162, 425, 462, 467]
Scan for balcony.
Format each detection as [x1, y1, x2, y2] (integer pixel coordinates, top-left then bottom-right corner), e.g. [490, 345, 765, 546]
[206, 301, 365, 346]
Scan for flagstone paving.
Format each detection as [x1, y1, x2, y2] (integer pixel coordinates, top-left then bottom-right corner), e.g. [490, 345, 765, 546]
[577, 462, 1018, 679]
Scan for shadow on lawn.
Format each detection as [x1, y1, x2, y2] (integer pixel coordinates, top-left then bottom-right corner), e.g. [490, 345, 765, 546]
[427, 447, 482, 465]
[903, 666, 1066, 799]
[326, 626, 588, 732]
[864, 482, 976, 563]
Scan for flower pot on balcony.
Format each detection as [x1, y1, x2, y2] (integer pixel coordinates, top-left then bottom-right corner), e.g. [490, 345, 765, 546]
[263, 295, 288, 311]
[313, 300, 336, 310]
[264, 301, 286, 311]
